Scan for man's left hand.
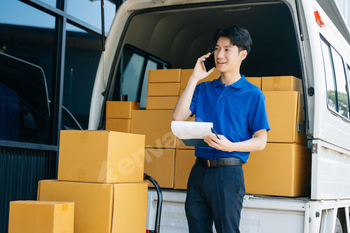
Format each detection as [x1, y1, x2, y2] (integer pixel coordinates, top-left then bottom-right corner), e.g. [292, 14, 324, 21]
[203, 134, 233, 152]
[203, 129, 267, 153]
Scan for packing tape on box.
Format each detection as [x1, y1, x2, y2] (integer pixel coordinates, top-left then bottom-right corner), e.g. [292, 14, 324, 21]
[78, 169, 86, 181]
[81, 132, 89, 143]
[272, 77, 281, 84]
[62, 203, 68, 211]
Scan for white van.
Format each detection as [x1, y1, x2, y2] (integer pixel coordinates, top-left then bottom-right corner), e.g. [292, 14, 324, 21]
[89, 0, 350, 232]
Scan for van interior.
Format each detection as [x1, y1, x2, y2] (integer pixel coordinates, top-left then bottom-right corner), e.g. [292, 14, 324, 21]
[106, 1, 303, 109]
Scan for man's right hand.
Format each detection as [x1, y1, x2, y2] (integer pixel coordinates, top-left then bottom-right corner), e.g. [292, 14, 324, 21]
[191, 52, 215, 83]
[173, 53, 215, 121]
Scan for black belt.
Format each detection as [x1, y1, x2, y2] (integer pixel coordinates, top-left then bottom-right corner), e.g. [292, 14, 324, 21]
[196, 157, 242, 168]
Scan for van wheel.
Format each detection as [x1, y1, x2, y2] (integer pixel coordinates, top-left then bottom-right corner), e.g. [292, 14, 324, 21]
[335, 217, 343, 233]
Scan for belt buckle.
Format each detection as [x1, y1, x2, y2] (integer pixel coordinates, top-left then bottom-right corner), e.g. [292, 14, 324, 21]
[207, 159, 210, 168]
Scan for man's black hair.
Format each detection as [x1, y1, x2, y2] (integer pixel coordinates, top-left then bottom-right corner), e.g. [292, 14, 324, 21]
[213, 25, 252, 54]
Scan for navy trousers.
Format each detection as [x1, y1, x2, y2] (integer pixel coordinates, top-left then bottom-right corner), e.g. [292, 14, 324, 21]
[185, 163, 245, 233]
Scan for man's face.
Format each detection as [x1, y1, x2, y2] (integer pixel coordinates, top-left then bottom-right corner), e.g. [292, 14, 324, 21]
[214, 36, 247, 73]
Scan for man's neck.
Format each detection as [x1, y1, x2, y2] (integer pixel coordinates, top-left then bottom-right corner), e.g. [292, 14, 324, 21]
[220, 71, 242, 86]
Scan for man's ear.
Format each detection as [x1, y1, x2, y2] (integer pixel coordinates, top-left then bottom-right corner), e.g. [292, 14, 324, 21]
[240, 50, 248, 61]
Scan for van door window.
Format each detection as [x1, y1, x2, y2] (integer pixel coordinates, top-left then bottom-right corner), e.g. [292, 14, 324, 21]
[320, 38, 350, 119]
[119, 51, 145, 102]
[111, 44, 169, 109]
[331, 48, 349, 119]
[321, 39, 337, 113]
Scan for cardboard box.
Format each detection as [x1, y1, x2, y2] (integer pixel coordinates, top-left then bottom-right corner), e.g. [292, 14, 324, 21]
[246, 77, 262, 89]
[58, 130, 145, 183]
[146, 96, 179, 110]
[144, 148, 175, 188]
[264, 91, 307, 145]
[106, 101, 140, 119]
[147, 83, 181, 96]
[8, 201, 74, 233]
[105, 119, 131, 133]
[38, 180, 148, 233]
[131, 110, 179, 148]
[262, 76, 302, 92]
[180, 69, 221, 89]
[174, 150, 196, 190]
[148, 69, 181, 83]
[243, 143, 311, 197]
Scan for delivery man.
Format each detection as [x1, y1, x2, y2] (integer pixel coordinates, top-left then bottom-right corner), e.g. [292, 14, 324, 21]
[172, 25, 270, 233]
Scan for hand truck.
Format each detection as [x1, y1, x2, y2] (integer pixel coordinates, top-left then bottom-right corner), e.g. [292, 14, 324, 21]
[144, 173, 163, 233]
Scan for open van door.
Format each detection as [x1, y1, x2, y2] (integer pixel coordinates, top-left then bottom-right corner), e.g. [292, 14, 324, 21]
[299, 0, 350, 200]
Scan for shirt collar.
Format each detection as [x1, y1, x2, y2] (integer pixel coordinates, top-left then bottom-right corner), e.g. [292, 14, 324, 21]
[213, 75, 246, 89]
[213, 78, 223, 88]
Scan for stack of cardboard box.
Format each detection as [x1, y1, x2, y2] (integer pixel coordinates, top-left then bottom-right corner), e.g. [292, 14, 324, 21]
[131, 69, 181, 189]
[146, 69, 182, 110]
[105, 101, 140, 133]
[130, 68, 267, 190]
[131, 69, 225, 190]
[37, 130, 148, 233]
[243, 76, 311, 197]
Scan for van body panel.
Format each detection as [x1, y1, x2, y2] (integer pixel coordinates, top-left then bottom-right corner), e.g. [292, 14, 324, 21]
[147, 189, 350, 232]
[317, 0, 350, 44]
[311, 139, 350, 200]
[89, 0, 154, 130]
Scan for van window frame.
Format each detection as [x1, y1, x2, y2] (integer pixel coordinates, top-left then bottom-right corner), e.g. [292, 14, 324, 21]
[331, 47, 350, 119]
[107, 44, 170, 108]
[346, 64, 350, 115]
[320, 36, 350, 121]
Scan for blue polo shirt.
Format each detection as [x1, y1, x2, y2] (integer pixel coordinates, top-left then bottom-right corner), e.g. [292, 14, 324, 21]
[189, 75, 270, 164]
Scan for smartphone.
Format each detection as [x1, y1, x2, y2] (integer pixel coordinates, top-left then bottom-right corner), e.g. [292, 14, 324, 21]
[203, 52, 216, 72]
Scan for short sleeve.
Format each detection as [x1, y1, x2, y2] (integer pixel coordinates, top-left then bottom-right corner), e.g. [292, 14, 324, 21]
[189, 85, 200, 117]
[248, 92, 270, 134]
